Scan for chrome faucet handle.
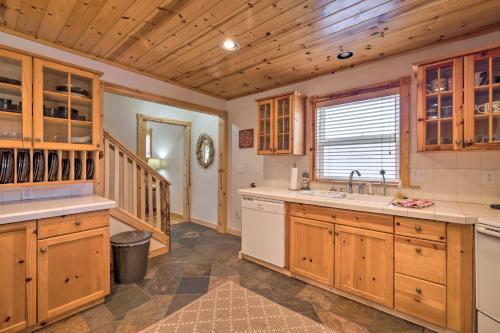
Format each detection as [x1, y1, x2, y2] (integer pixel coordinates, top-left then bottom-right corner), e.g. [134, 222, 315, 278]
[358, 183, 367, 194]
[329, 185, 338, 192]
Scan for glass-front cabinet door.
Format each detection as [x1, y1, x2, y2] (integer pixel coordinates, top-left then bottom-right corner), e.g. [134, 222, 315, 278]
[257, 99, 273, 154]
[464, 48, 500, 149]
[417, 59, 462, 151]
[274, 95, 293, 154]
[33, 59, 99, 150]
[0, 49, 32, 148]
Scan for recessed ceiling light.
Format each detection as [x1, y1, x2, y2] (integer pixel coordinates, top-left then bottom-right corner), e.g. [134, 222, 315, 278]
[221, 39, 239, 51]
[336, 51, 354, 60]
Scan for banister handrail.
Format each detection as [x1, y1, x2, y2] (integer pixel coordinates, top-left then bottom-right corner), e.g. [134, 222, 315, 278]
[104, 130, 171, 186]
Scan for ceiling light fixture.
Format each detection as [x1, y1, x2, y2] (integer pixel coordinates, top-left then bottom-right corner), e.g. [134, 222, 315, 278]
[336, 51, 354, 60]
[221, 39, 239, 51]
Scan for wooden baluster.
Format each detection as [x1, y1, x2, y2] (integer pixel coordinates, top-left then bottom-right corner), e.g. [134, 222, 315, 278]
[104, 139, 110, 198]
[114, 148, 120, 207]
[148, 173, 153, 226]
[140, 167, 146, 221]
[161, 181, 170, 242]
[123, 154, 129, 212]
[132, 159, 138, 217]
[155, 177, 161, 228]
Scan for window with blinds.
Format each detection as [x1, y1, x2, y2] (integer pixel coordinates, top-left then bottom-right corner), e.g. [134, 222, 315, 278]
[315, 93, 400, 181]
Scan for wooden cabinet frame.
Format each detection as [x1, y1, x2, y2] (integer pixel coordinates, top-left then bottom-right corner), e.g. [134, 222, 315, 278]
[0, 48, 32, 149]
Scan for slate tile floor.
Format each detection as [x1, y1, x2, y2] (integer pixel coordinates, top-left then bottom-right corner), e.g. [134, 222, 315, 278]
[38, 222, 434, 333]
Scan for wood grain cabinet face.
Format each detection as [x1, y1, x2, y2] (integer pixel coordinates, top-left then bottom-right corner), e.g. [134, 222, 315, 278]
[256, 92, 305, 155]
[290, 216, 334, 286]
[0, 222, 36, 333]
[37, 227, 110, 322]
[334, 225, 394, 308]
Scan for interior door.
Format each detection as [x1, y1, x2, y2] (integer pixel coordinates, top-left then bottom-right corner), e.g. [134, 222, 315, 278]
[37, 227, 109, 322]
[290, 216, 334, 285]
[335, 224, 394, 307]
[0, 221, 36, 333]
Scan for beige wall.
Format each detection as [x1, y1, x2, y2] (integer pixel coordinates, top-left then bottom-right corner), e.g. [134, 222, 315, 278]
[227, 30, 500, 232]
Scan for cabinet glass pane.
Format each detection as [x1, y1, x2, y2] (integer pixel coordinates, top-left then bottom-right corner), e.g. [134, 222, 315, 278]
[474, 88, 489, 114]
[441, 95, 453, 119]
[440, 120, 453, 145]
[493, 86, 500, 113]
[265, 119, 270, 135]
[278, 117, 283, 134]
[474, 59, 489, 87]
[44, 119, 68, 143]
[474, 117, 489, 143]
[0, 56, 23, 142]
[425, 68, 438, 94]
[70, 74, 92, 99]
[441, 66, 453, 92]
[277, 100, 283, 117]
[426, 96, 438, 119]
[426, 122, 438, 145]
[43, 67, 68, 93]
[284, 98, 290, 116]
[284, 117, 290, 133]
[494, 56, 500, 84]
[283, 134, 289, 150]
[493, 116, 500, 142]
[277, 135, 283, 149]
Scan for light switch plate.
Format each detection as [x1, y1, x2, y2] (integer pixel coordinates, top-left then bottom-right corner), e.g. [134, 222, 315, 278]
[483, 171, 496, 186]
[412, 169, 426, 182]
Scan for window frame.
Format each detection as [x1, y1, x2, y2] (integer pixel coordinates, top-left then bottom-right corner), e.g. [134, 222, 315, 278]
[310, 77, 411, 186]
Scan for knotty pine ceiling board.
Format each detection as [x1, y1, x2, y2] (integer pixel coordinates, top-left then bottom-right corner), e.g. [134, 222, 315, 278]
[1, 0, 500, 99]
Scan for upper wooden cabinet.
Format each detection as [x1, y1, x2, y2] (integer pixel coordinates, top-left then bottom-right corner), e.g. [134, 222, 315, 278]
[0, 49, 32, 149]
[256, 91, 306, 155]
[417, 47, 500, 151]
[33, 59, 100, 150]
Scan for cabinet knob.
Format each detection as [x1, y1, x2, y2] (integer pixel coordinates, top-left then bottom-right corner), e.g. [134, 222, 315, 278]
[35, 138, 41, 143]
[415, 247, 422, 254]
[415, 225, 422, 232]
[23, 137, 31, 142]
[328, 229, 333, 235]
[309, 258, 312, 263]
[302, 257, 306, 261]
[40, 248, 47, 253]
[415, 287, 422, 294]
[75, 220, 81, 226]
[455, 139, 462, 145]
[330, 213, 336, 219]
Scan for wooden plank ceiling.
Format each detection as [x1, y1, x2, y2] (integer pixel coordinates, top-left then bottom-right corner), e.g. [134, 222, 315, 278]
[1, 0, 500, 99]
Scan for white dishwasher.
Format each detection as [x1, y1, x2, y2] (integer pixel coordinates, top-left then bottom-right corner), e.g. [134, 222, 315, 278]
[476, 217, 500, 333]
[241, 196, 285, 268]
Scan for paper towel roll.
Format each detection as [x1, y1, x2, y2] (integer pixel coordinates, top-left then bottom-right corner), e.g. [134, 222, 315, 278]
[290, 167, 298, 190]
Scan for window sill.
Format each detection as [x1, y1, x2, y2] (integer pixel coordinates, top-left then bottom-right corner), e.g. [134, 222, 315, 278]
[313, 179, 420, 189]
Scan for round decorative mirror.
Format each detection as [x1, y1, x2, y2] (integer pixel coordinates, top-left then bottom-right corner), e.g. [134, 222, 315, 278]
[195, 134, 215, 169]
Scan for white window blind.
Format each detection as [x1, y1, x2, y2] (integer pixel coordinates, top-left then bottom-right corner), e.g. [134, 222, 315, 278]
[315, 94, 400, 181]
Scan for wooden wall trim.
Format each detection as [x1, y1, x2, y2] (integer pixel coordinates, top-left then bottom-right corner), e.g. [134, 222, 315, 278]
[399, 76, 411, 186]
[313, 79, 401, 103]
[103, 82, 227, 117]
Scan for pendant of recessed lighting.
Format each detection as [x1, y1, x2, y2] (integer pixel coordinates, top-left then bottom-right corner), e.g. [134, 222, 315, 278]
[221, 39, 239, 51]
[336, 51, 354, 60]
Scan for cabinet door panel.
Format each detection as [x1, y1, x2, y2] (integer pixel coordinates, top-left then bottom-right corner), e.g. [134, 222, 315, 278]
[257, 99, 274, 154]
[274, 95, 293, 154]
[38, 227, 110, 322]
[0, 222, 36, 333]
[335, 225, 393, 307]
[290, 216, 333, 285]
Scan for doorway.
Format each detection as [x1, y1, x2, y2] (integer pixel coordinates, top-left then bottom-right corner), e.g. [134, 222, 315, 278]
[137, 114, 191, 224]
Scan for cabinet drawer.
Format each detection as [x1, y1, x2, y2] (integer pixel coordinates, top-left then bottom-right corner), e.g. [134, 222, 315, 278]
[38, 210, 109, 239]
[395, 236, 446, 284]
[395, 273, 446, 327]
[290, 203, 393, 233]
[395, 217, 446, 242]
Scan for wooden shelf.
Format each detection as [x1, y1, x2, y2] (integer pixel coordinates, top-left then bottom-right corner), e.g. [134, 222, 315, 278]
[71, 119, 92, 127]
[425, 90, 453, 97]
[44, 116, 68, 124]
[44, 90, 92, 105]
[0, 110, 22, 118]
[0, 81, 21, 94]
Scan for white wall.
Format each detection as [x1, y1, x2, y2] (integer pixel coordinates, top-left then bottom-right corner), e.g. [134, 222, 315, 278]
[227, 30, 500, 232]
[148, 122, 184, 216]
[104, 92, 219, 225]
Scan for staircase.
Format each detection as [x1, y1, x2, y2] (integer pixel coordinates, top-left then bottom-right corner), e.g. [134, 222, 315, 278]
[99, 131, 170, 253]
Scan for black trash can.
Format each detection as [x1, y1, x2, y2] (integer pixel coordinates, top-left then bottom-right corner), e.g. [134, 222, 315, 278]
[111, 230, 152, 284]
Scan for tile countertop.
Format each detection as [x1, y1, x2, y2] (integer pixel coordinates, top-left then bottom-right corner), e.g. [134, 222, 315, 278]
[0, 195, 116, 225]
[238, 186, 500, 224]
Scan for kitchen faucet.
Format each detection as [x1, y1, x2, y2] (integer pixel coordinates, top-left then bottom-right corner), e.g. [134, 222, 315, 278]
[348, 170, 361, 193]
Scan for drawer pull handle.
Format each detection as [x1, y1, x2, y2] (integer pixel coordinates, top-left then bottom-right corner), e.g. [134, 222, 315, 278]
[415, 288, 422, 294]
[302, 257, 306, 261]
[309, 258, 312, 263]
[415, 225, 422, 232]
[328, 229, 333, 235]
[331, 213, 336, 219]
[40, 248, 47, 253]
[415, 247, 422, 254]
[75, 220, 81, 226]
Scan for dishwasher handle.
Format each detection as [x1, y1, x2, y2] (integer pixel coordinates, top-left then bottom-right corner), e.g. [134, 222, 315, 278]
[477, 225, 500, 239]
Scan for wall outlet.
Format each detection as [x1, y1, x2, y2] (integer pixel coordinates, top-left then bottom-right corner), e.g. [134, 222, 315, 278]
[412, 169, 426, 182]
[235, 210, 241, 218]
[22, 188, 34, 200]
[483, 171, 496, 186]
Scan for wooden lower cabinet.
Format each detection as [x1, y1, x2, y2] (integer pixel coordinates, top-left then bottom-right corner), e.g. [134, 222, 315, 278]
[0, 222, 36, 333]
[290, 216, 334, 285]
[37, 227, 110, 322]
[334, 225, 394, 308]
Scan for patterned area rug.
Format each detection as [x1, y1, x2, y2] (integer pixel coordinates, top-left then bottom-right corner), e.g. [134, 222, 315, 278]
[141, 281, 334, 332]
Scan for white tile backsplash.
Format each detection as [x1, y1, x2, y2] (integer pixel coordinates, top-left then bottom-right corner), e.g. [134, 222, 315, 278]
[457, 169, 482, 203]
[0, 184, 95, 203]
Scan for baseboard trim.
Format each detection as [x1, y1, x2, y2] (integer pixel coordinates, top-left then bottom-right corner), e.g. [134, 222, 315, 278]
[226, 227, 241, 237]
[149, 246, 168, 258]
[190, 218, 217, 229]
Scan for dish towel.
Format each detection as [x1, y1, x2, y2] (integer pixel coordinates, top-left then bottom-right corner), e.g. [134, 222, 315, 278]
[392, 198, 434, 209]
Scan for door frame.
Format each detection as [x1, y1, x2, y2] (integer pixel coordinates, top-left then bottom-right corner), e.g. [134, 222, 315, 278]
[103, 82, 228, 233]
[137, 113, 192, 222]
